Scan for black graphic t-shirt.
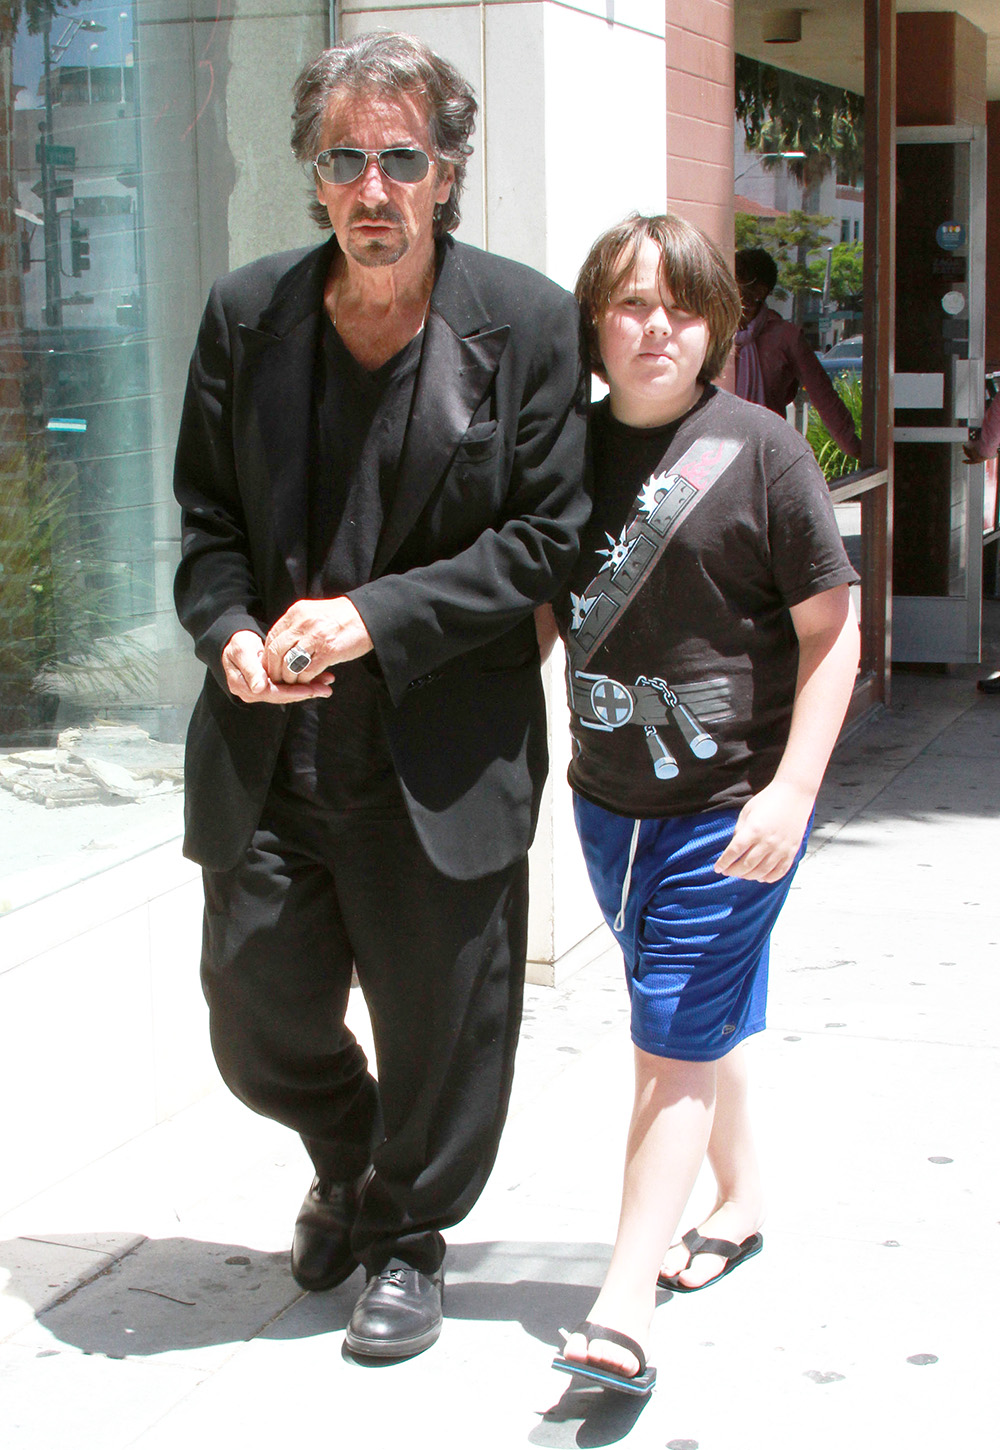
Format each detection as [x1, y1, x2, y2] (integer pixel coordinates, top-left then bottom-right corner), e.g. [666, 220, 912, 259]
[555, 386, 858, 819]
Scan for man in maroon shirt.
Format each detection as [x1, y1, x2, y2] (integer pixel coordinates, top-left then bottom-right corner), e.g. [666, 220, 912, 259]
[734, 248, 861, 460]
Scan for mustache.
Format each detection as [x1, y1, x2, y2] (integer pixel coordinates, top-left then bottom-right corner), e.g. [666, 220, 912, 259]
[348, 203, 404, 226]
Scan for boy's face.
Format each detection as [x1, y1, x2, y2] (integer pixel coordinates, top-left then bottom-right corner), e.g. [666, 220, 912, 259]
[598, 237, 711, 428]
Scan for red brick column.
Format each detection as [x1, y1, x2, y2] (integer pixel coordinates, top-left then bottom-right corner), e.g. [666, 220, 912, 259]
[897, 11, 986, 126]
[663, 0, 734, 261]
[895, 16, 990, 373]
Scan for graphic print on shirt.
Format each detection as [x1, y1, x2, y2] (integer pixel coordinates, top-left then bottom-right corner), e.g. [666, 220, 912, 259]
[567, 434, 743, 782]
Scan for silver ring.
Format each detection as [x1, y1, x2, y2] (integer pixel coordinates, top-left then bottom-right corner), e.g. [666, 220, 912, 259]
[284, 644, 312, 675]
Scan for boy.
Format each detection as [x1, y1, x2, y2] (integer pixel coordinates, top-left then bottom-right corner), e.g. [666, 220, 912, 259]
[539, 214, 860, 1394]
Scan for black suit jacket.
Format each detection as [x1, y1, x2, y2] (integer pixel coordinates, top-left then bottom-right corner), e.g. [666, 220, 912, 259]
[173, 235, 589, 877]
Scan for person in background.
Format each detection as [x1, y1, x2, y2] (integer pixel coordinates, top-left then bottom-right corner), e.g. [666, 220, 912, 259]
[537, 213, 859, 1395]
[734, 247, 861, 461]
[963, 388, 1000, 466]
[964, 389, 1000, 694]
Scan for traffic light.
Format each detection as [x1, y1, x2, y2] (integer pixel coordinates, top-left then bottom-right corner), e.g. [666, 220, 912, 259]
[70, 220, 90, 275]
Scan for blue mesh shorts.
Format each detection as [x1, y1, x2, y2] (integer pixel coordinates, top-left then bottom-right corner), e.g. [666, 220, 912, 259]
[574, 796, 809, 1061]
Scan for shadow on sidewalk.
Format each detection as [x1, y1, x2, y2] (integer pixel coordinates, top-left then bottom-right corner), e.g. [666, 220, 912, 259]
[3, 1233, 311, 1356]
[2, 1233, 640, 1355]
[529, 1383, 650, 1449]
[3, 1233, 666, 1442]
[811, 680, 1000, 839]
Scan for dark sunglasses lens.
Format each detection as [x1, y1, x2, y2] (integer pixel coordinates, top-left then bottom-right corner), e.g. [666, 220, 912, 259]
[324, 149, 366, 184]
[379, 148, 430, 183]
[315, 147, 430, 185]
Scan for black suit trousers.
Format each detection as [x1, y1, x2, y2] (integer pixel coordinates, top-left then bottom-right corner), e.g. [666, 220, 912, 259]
[200, 787, 528, 1276]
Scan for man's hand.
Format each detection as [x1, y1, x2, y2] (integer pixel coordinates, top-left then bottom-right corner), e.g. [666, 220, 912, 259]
[262, 597, 374, 684]
[714, 780, 813, 883]
[222, 629, 334, 705]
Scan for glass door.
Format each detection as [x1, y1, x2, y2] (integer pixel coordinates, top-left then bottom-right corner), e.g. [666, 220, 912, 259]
[893, 126, 987, 663]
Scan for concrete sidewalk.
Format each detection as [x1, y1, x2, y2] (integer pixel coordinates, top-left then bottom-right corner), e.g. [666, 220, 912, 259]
[2, 663, 998, 1449]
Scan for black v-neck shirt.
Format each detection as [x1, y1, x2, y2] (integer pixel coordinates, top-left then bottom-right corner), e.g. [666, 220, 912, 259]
[275, 319, 424, 813]
[308, 318, 423, 589]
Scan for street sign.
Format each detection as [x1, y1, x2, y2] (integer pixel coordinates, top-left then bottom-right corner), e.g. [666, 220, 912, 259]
[31, 177, 73, 200]
[35, 143, 76, 169]
[74, 195, 132, 217]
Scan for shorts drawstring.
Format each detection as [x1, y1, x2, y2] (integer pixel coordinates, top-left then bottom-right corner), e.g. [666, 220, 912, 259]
[614, 818, 642, 933]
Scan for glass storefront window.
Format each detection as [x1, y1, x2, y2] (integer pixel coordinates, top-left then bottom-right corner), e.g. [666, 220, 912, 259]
[0, 0, 325, 912]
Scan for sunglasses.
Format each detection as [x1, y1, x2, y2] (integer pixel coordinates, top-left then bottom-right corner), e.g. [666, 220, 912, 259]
[314, 147, 431, 186]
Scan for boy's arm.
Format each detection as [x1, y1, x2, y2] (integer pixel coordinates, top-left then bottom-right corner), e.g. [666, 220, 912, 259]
[715, 583, 860, 883]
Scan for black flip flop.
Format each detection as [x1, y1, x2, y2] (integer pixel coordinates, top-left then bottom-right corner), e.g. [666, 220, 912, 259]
[552, 1320, 656, 1396]
[657, 1229, 763, 1292]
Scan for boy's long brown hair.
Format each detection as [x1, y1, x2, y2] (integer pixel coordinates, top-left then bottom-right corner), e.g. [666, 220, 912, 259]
[575, 213, 741, 384]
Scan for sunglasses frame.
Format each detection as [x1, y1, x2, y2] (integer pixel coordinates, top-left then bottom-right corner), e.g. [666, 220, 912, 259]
[313, 146, 432, 187]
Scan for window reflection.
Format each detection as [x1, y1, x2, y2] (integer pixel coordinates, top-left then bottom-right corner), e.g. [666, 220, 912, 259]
[1, 2, 181, 911]
[733, 54, 864, 482]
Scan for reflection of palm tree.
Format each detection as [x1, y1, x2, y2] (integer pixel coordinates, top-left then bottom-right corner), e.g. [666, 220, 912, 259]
[736, 56, 863, 330]
[736, 54, 864, 194]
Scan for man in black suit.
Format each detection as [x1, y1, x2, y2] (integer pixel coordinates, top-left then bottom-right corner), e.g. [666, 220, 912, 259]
[172, 32, 588, 1360]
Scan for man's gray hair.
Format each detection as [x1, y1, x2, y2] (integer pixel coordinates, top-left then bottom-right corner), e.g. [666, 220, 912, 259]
[291, 32, 477, 237]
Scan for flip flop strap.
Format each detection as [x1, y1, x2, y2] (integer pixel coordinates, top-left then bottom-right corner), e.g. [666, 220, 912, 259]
[681, 1228, 742, 1261]
[574, 1321, 647, 1374]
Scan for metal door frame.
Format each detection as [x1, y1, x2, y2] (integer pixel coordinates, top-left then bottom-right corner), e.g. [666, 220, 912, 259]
[893, 124, 986, 664]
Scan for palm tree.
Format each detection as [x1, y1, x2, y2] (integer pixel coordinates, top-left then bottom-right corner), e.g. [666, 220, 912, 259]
[736, 56, 864, 328]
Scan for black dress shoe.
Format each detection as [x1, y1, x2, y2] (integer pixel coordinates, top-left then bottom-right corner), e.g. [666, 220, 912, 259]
[290, 1168, 370, 1292]
[345, 1258, 444, 1359]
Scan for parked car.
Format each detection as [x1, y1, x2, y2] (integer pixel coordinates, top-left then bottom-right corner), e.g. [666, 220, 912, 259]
[818, 335, 863, 376]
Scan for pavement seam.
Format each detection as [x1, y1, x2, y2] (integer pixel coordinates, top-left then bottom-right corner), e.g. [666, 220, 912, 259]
[33, 1234, 148, 1318]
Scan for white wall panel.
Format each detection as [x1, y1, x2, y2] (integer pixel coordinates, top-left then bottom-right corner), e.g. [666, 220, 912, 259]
[541, 1, 667, 289]
[482, 4, 548, 270]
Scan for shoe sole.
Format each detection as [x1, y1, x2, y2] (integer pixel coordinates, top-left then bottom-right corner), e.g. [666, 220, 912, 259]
[657, 1231, 763, 1293]
[345, 1319, 442, 1359]
[552, 1355, 656, 1396]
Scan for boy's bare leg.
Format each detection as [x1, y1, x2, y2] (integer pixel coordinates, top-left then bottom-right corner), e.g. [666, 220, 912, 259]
[561, 1047, 715, 1378]
[658, 1043, 765, 1288]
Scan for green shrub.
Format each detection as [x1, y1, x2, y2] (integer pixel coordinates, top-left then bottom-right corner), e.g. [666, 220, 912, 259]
[806, 373, 863, 482]
[0, 446, 153, 740]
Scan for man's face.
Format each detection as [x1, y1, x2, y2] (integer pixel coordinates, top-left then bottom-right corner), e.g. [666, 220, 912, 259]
[736, 273, 769, 326]
[315, 90, 454, 269]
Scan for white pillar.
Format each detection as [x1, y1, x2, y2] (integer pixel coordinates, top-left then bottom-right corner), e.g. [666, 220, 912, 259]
[342, 1, 669, 980]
